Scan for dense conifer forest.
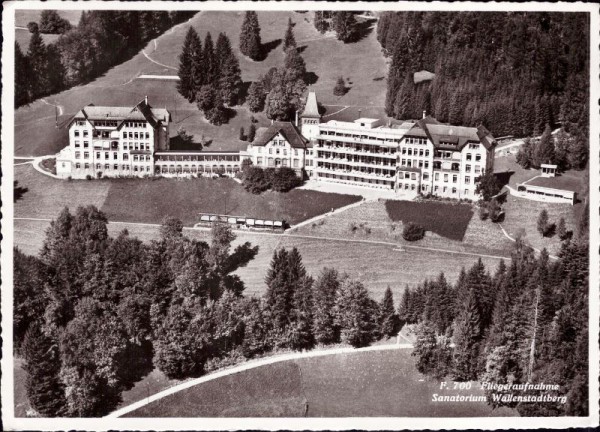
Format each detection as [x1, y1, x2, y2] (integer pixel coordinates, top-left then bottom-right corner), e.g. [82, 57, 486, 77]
[403, 202, 590, 416]
[15, 11, 195, 107]
[378, 12, 589, 140]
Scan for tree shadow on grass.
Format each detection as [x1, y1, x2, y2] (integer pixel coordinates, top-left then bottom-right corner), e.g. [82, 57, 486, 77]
[260, 38, 282, 60]
[297, 45, 308, 54]
[14, 181, 28, 202]
[495, 170, 514, 188]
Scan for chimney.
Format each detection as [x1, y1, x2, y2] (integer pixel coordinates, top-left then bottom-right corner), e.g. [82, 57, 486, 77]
[358, 109, 362, 118]
[295, 110, 299, 127]
[145, 95, 148, 105]
[423, 110, 426, 119]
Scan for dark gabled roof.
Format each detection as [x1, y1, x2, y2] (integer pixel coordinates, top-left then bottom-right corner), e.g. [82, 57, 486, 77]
[252, 121, 308, 148]
[405, 117, 496, 151]
[70, 98, 171, 130]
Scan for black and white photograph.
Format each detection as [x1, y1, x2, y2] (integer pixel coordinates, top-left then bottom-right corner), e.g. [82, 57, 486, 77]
[1, 1, 598, 430]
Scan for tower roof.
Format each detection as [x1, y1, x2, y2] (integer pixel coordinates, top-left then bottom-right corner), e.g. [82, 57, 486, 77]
[302, 91, 320, 118]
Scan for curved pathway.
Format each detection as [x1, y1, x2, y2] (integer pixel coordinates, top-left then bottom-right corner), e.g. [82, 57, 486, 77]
[105, 343, 411, 418]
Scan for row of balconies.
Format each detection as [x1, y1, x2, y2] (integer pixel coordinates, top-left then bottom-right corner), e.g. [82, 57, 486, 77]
[316, 165, 395, 180]
[315, 145, 397, 158]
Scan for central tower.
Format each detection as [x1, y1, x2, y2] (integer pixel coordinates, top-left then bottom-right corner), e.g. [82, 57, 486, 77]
[300, 91, 321, 141]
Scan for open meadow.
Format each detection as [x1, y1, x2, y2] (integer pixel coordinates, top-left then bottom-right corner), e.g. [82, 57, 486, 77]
[13, 10, 389, 157]
[126, 349, 516, 417]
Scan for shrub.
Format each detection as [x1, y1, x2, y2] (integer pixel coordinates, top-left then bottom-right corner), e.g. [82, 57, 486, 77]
[27, 22, 39, 33]
[537, 209, 550, 236]
[271, 167, 302, 192]
[487, 199, 503, 223]
[242, 166, 269, 194]
[85, 174, 92, 181]
[402, 222, 425, 241]
[478, 205, 489, 221]
[333, 76, 347, 96]
[239, 127, 246, 141]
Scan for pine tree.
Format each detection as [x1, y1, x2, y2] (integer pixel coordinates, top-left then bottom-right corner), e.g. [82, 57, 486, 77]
[314, 11, 328, 34]
[15, 42, 31, 107]
[533, 124, 555, 167]
[453, 288, 482, 381]
[239, 126, 246, 141]
[312, 268, 342, 345]
[248, 123, 257, 142]
[333, 76, 347, 96]
[283, 17, 297, 52]
[219, 55, 243, 106]
[265, 248, 292, 329]
[557, 217, 568, 240]
[332, 11, 357, 43]
[27, 28, 49, 99]
[393, 72, 414, 119]
[537, 209, 549, 236]
[240, 11, 262, 61]
[177, 27, 201, 102]
[22, 326, 68, 416]
[379, 286, 398, 338]
[335, 280, 377, 348]
[203, 32, 217, 86]
[247, 80, 266, 112]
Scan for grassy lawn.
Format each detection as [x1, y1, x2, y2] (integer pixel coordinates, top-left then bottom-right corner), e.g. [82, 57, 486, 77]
[14, 11, 388, 157]
[385, 200, 473, 241]
[126, 349, 516, 417]
[100, 177, 361, 226]
[500, 194, 576, 256]
[14, 164, 360, 226]
[494, 154, 541, 189]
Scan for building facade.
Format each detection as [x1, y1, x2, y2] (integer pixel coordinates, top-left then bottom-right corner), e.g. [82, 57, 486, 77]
[57, 97, 171, 179]
[56, 93, 496, 200]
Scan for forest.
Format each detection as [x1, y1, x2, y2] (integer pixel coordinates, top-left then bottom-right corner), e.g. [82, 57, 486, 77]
[403, 202, 589, 416]
[14, 202, 589, 417]
[378, 12, 589, 143]
[15, 11, 196, 107]
[14, 206, 398, 417]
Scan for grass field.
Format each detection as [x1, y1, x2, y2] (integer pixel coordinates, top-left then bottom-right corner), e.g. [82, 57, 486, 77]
[294, 200, 513, 256]
[13, 11, 389, 157]
[126, 349, 516, 417]
[385, 200, 474, 241]
[14, 165, 360, 226]
[14, 10, 82, 57]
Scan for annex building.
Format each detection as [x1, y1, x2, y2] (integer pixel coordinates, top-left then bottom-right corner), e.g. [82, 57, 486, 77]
[56, 92, 497, 200]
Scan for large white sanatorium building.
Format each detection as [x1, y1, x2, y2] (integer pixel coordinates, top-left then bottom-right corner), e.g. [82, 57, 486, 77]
[57, 92, 497, 200]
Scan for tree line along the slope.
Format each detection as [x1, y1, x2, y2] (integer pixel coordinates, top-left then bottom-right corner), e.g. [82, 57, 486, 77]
[378, 11, 589, 171]
[14, 200, 589, 417]
[15, 11, 197, 107]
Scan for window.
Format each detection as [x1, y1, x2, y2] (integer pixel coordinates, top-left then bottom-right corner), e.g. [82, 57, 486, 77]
[466, 153, 472, 161]
[74, 141, 80, 148]
[419, 149, 423, 157]
[134, 132, 139, 139]
[134, 166, 138, 172]
[84, 163, 90, 169]
[452, 188, 457, 194]
[443, 186, 447, 193]
[424, 161, 429, 169]
[425, 150, 430, 157]
[453, 175, 458, 183]
[114, 164, 118, 170]
[113, 152, 118, 160]
[122, 132, 127, 138]
[464, 189, 469, 195]
[268, 158, 274, 167]
[123, 154, 129, 161]
[434, 186, 438, 192]
[75, 152, 81, 159]
[146, 166, 151, 172]
[83, 131, 88, 137]
[402, 148, 407, 155]
[269, 148, 272, 155]
[475, 166, 481, 174]
[257, 157, 262, 166]
[294, 149, 298, 156]
[133, 155, 139, 162]
[465, 164, 471, 173]
[407, 148, 412, 156]
[411, 173, 416, 180]
[283, 149, 287, 156]
[434, 172, 439, 181]
[96, 152, 101, 159]
[404, 172, 410, 179]
[475, 154, 482, 162]
[276, 149, 280, 155]
[74, 130, 80, 137]
[84, 152, 89, 159]
[258, 147, 263, 154]
[423, 173, 429, 181]
[282, 159, 288, 167]
[145, 132, 150, 139]
[444, 174, 448, 183]
[84, 141, 89, 148]
[293, 159, 299, 168]
[105, 152, 109, 159]
[465, 176, 470, 184]
[76, 163, 81, 169]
